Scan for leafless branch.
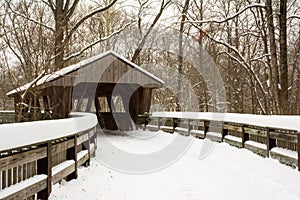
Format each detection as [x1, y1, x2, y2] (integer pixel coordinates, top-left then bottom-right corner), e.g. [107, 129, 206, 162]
[66, 0, 118, 42]
[131, 0, 171, 62]
[63, 22, 131, 62]
[287, 15, 300, 20]
[184, 3, 265, 24]
[7, 7, 54, 32]
[21, 71, 46, 100]
[206, 34, 268, 102]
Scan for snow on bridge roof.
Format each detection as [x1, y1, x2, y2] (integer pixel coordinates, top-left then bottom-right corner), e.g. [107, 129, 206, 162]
[7, 50, 164, 96]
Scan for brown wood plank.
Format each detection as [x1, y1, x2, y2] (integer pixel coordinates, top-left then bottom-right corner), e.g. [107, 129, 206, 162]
[1, 176, 47, 200]
[266, 128, 276, 157]
[0, 147, 47, 171]
[244, 127, 267, 137]
[77, 133, 89, 145]
[37, 142, 52, 199]
[32, 161, 36, 176]
[52, 162, 75, 184]
[26, 163, 32, 179]
[51, 140, 74, 153]
[224, 138, 243, 148]
[7, 169, 12, 187]
[22, 164, 26, 181]
[66, 135, 78, 181]
[298, 134, 300, 171]
[1, 170, 6, 189]
[245, 143, 267, 157]
[17, 166, 22, 183]
[270, 151, 298, 168]
[12, 167, 17, 185]
[224, 124, 243, 132]
[270, 132, 297, 142]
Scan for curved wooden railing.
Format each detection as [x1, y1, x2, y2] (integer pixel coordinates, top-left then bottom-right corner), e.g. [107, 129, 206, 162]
[0, 112, 98, 200]
[145, 112, 300, 171]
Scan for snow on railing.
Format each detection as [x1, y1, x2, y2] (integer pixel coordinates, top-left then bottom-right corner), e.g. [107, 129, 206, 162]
[145, 112, 300, 171]
[0, 112, 98, 199]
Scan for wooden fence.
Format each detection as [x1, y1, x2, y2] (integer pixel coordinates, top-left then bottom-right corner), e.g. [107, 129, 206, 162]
[0, 111, 15, 124]
[0, 113, 98, 200]
[145, 112, 300, 171]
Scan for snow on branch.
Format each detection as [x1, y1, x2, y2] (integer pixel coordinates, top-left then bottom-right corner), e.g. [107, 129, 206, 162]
[185, 3, 265, 24]
[206, 34, 268, 114]
[21, 70, 46, 99]
[63, 22, 131, 62]
[219, 51, 267, 114]
[287, 15, 300, 20]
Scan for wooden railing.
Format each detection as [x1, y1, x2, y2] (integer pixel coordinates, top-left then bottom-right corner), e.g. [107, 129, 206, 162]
[0, 112, 98, 200]
[0, 111, 15, 124]
[144, 112, 300, 171]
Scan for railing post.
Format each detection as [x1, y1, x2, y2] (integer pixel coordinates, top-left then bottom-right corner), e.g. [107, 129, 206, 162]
[297, 132, 300, 171]
[172, 118, 177, 133]
[37, 142, 52, 200]
[83, 131, 91, 167]
[266, 128, 276, 158]
[203, 120, 209, 138]
[158, 117, 162, 130]
[221, 122, 228, 142]
[188, 119, 192, 134]
[93, 128, 98, 155]
[241, 125, 248, 148]
[67, 135, 78, 181]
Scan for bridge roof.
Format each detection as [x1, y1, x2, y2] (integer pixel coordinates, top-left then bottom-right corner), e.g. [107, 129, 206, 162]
[7, 50, 164, 97]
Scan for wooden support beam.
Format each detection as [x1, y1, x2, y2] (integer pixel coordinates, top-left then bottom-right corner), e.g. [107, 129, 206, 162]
[66, 135, 78, 181]
[82, 132, 91, 167]
[203, 121, 209, 138]
[241, 125, 249, 148]
[298, 133, 300, 171]
[158, 117, 162, 130]
[266, 128, 276, 158]
[37, 142, 52, 200]
[172, 118, 177, 132]
[187, 119, 191, 133]
[2, 170, 6, 189]
[221, 127, 228, 142]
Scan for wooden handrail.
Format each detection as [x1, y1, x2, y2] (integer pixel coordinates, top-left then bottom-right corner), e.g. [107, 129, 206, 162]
[146, 112, 300, 171]
[0, 112, 98, 199]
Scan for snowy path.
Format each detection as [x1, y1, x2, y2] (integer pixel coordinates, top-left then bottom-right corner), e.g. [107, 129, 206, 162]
[50, 131, 300, 200]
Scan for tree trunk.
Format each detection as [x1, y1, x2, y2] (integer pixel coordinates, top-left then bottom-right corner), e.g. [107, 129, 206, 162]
[177, 0, 190, 111]
[265, 0, 280, 114]
[53, 0, 66, 71]
[279, 0, 289, 114]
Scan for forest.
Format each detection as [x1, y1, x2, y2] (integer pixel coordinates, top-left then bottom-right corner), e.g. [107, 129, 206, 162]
[0, 0, 299, 115]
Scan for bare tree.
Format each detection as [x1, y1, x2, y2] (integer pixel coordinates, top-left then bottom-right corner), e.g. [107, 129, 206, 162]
[131, 0, 171, 63]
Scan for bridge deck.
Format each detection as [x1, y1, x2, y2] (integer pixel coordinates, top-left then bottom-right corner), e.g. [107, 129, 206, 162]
[50, 131, 300, 200]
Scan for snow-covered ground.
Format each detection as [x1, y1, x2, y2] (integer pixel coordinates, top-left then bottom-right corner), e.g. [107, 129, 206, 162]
[50, 130, 300, 200]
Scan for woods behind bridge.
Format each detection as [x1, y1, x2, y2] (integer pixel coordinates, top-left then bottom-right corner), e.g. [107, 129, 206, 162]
[0, 0, 299, 115]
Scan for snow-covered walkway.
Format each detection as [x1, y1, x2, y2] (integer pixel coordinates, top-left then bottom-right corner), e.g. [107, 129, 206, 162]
[50, 131, 300, 200]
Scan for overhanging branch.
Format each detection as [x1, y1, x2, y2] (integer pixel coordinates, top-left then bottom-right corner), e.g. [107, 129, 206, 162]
[63, 22, 131, 62]
[184, 3, 265, 24]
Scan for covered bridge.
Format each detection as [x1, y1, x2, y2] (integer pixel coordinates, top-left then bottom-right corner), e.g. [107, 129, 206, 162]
[7, 50, 164, 130]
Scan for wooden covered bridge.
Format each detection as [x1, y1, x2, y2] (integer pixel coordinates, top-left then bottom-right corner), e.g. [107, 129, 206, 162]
[7, 51, 164, 130]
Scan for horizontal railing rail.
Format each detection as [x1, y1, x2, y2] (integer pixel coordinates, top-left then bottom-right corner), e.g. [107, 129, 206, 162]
[0, 112, 98, 200]
[144, 112, 300, 171]
[0, 111, 15, 124]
